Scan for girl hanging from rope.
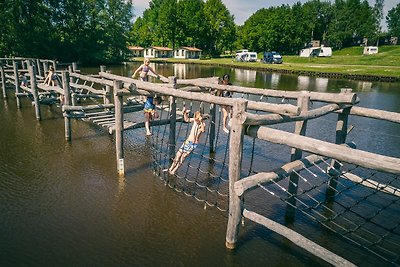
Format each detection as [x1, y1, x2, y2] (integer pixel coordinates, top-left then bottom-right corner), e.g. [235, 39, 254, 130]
[165, 106, 206, 175]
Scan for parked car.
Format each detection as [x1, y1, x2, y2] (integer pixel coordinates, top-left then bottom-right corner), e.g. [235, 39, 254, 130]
[263, 51, 283, 64]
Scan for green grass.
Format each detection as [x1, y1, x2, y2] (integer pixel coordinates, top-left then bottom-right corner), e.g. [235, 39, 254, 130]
[130, 45, 400, 80]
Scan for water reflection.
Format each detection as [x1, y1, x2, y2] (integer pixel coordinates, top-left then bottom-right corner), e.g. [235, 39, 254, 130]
[271, 73, 280, 89]
[234, 69, 257, 83]
[357, 81, 373, 92]
[297, 76, 310, 90]
[173, 63, 186, 78]
[315, 77, 329, 92]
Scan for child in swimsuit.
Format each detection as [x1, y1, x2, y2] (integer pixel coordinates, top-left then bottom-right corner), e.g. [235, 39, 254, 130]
[132, 58, 160, 82]
[217, 73, 232, 133]
[166, 107, 206, 175]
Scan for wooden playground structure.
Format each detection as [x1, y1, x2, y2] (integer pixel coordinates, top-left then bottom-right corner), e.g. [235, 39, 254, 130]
[1, 57, 400, 266]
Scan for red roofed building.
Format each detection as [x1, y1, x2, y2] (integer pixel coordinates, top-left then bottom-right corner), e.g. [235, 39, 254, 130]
[174, 47, 202, 59]
[128, 46, 144, 57]
[144, 46, 173, 58]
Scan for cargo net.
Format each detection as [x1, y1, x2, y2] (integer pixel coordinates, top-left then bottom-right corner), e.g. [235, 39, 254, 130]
[247, 156, 400, 266]
[150, 98, 231, 211]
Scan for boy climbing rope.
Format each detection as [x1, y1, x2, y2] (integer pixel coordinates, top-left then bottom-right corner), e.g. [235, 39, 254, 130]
[144, 95, 162, 136]
[165, 106, 206, 175]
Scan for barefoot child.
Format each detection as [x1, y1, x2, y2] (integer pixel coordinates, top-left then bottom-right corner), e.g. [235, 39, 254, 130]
[144, 95, 162, 136]
[166, 107, 206, 175]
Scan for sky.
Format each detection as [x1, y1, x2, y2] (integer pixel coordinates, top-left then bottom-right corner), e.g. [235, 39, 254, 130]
[132, 0, 398, 31]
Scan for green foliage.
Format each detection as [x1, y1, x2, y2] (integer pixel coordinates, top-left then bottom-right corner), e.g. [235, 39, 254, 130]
[0, 0, 133, 64]
[0, 0, 393, 64]
[386, 3, 400, 36]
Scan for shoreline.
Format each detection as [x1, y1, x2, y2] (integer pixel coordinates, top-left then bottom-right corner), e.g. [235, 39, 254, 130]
[129, 58, 400, 83]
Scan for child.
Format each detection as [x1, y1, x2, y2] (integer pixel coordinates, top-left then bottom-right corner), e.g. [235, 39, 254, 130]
[20, 74, 28, 87]
[216, 74, 232, 133]
[144, 95, 162, 136]
[43, 65, 58, 86]
[132, 58, 161, 82]
[166, 107, 206, 175]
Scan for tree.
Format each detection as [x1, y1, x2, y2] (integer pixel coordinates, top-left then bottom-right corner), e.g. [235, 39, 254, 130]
[158, 0, 178, 48]
[387, 3, 400, 36]
[203, 0, 235, 55]
[176, 0, 206, 48]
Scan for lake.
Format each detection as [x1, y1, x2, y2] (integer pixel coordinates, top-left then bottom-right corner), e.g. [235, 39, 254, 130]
[0, 62, 399, 266]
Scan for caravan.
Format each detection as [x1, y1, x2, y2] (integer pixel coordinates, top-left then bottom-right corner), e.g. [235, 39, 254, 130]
[299, 46, 332, 57]
[363, 46, 378, 55]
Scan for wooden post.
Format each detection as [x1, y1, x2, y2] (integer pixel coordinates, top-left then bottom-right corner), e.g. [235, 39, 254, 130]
[72, 62, 78, 72]
[114, 80, 124, 176]
[100, 66, 111, 105]
[43, 61, 48, 76]
[0, 64, 6, 99]
[28, 65, 41, 120]
[13, 61, 21, 107]
[285, 93, 310, 221]
[62, 71, 72, 141]
[169, 96, 176, 163]
[226, 99, 248, 249]
[326, 89, 352, 200]
[36, 59, 42, 77]
[52, 60, 57, 71]
[209, 103, 216, 153]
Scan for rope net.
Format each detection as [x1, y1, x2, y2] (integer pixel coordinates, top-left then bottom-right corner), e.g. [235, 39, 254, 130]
[149, 92, 291, 211]
[246, 153, 400, 266]
[151, 97, 231, 211]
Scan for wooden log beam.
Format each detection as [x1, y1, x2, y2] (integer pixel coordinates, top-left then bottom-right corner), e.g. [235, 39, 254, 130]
[246, 126, 400, 175]
[235, 154, 324, 197]
[341, 172, 400, 197]
[70, 83, 106, 95]
[63, 103, 115, 112]
[245, 103, 348, 125]
[70, 72, 113, 86]
[345, 106, 400, 124]
[176, 79, 357, 104]
[100, 72, 299, 115]
[74, 93, 104, 99]
[37, 84, 64, 95]
[100, 72, 241, 107]
[234, 143, 357, 196]
[243, 209, 356, 267]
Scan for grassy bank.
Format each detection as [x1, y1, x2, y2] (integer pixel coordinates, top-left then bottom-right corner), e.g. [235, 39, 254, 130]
[131, 46, 400, 82]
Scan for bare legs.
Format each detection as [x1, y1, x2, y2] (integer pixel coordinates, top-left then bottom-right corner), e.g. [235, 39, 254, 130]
[222, 106, 231, 133]
[145, 120, 152, 135]
[168, 150, 189, 175]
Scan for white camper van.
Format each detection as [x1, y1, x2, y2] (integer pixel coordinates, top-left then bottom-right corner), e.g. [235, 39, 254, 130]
[244, 52, 258, 62]
[363, 46, 378, 55]
[318, 46, 332, 57]
[300, 46, 332, 57]
[235, 49, 248, 61]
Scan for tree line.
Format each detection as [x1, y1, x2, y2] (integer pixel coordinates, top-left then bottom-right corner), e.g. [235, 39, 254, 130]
[1, 0, 400, 64]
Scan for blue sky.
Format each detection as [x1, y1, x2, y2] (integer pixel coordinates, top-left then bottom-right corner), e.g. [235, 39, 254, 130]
[132, 0, 397, 30]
